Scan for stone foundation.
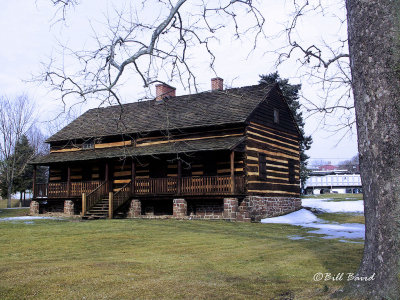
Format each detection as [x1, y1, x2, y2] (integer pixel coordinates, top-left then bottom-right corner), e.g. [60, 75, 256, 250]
[237, 196, 301, 222]
[123, 196, 300, 222]
[127, 199, 141, 218]
[173, 198, 187, 218]
[64, 200, 75, 215]
[223, 198, 238, 220]
[188, 199, 224, 219]
[30, 200, 39, 215]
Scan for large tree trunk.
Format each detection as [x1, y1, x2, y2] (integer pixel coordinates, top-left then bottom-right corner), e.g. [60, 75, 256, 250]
[344, 0, 400, 298]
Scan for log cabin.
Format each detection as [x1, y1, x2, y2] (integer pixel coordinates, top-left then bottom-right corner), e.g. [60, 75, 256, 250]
[30, 78, 302, 221]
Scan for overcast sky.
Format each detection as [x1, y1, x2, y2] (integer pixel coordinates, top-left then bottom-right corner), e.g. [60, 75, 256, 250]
[0, 0, 358, 164]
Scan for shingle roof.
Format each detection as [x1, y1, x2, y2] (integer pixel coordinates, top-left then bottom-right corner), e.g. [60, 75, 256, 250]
[46, 84, 274, 142]
[32, 135, 245, 165]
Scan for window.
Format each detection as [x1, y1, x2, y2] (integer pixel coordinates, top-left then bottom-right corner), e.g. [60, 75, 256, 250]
[258, 153, 267, 180]
[289, 159, 296, 184]
[273, 108, 279, 124]
[82, 139, 95, 150]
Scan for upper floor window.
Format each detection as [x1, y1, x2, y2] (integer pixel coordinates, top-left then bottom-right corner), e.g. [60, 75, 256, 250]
[273, 108, 280, 124]
[82, 139, 95, 150]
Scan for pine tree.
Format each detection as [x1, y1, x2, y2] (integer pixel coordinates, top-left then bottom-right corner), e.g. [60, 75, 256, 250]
[259, 72, 312, 189]
[13, 135, 35, 194]
[0, 135, 35, 200]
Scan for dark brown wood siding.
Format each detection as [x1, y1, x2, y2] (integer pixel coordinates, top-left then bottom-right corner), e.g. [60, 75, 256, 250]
[244, 121, 300, 197]
[248, 86, 299, 136]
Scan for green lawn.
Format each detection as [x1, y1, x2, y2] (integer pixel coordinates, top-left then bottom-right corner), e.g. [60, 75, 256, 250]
[0, 199, 21, 209]
[0, 208, 363, 299]
[318, 213, 365, 224]
[302, 193, 363, 201]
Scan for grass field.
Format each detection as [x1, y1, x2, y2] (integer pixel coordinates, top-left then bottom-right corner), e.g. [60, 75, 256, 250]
[0, 207, 363, 300]
[0, 199, 20, 209]
[302, 193, 363, 201]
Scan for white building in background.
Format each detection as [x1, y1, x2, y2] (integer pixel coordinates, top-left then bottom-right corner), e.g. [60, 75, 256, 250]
[304, 171, 362, 194]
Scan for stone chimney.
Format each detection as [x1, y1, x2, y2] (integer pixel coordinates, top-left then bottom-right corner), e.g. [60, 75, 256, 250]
[211, 77, 224, 91]
[156, 83, 176, 100]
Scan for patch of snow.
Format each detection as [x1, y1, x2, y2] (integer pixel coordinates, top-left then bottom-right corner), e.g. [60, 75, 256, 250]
[0, 216, 61, 221]
[261, 209, 365, 240]
[307, 223, 365, 239]
[261, 209, 318, 224]
[288, 235, 309, 240]
[302, 198, 364, 213]
[1, 207, 29, 210]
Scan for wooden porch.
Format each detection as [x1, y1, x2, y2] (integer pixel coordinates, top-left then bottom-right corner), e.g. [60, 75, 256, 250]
[33, 175, 245, 199]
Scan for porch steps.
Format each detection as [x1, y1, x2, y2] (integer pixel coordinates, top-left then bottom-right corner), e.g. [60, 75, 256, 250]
[82, 198, 109, 220]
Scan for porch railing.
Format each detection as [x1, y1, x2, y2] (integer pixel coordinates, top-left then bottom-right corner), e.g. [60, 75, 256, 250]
[34, 181, 103, 198]
[34, 176, 245, 199]
[135, 177, 178, 195]
[134, 175, 245, 196]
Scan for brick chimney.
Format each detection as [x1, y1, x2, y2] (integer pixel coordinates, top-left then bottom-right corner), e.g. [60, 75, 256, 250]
[211, 77, 224, 91]
[156, 83, 176, 100]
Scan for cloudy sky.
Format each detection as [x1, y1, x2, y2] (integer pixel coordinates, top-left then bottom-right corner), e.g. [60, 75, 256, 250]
[0, 0, 358, 164]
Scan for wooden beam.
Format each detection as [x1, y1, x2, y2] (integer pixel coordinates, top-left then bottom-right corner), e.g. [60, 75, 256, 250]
[177, 159, 182, 195]
[95, 140, 132, 149]
[82, 193, 86, 216]
[230, 151, 235, 194]
[131, 159, 136, 195]
[67, 166, 71, 197]
[50, 147, 81, 153]
[105, 162, 109, 193]
[108, 192, 113, 219]
[32, 165, 37, 198]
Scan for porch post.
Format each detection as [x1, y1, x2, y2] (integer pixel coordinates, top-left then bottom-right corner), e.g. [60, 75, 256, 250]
[131, 159, 136, 195]
[105, 162, 109, 193]
[230, 151, 235, 194]
[82, 192, 86, 216]
[32, 165, 37, 198]
[67, 166, 71, 197]
[177, 159, 182, 195]
[108, 192, 113, 219]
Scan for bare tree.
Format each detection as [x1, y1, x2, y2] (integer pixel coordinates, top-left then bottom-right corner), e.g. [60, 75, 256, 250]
[40, 0, 265, 110]
[42, 0, 400, 298]
[0, 95, 36, 208]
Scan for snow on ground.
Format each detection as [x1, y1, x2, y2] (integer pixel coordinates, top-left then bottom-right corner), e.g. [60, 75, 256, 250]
[261, 209, 365, 241]
[301, 198, 364, 213]
[0, 216, 61, 221]
[262, 209, 318, 225]
[1, 207, 29, 210]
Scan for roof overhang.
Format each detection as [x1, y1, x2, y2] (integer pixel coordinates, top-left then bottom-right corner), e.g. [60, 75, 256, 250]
[31, 136, 246, 166]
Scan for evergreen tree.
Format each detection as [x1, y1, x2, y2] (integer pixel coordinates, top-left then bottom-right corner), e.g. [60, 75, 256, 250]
[13, 135, 35, 194]
[0, 135, 36, 200]
[259, 72, 312, 189]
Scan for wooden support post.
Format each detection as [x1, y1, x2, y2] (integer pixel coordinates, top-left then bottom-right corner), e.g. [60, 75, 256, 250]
[105, 162, 109, 193]
[230, 151, 235, 194]
[82, 193, 86, 216]
[32, 165, 37, 198]
[67, 166, 71, 197]
[108, 192, 113, 219]
[177, 159, 182, 195]
[131, 159, 136, 195]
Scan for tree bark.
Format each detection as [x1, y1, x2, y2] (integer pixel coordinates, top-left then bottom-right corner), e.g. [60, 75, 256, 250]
[343, 0, 400, 298]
